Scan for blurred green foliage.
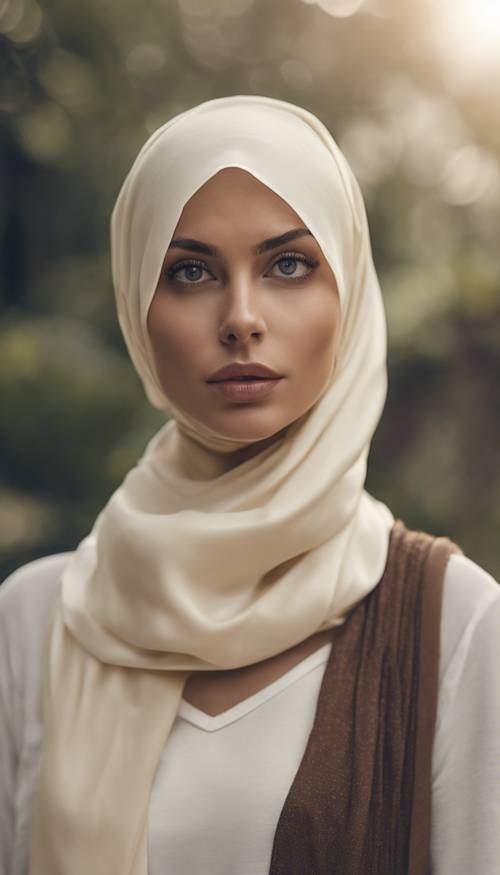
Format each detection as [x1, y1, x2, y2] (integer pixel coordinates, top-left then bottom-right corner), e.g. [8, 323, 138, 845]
[1, 0, 499, 580]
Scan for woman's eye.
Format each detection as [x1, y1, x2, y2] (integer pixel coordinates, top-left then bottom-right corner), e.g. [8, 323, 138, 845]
[165, 259, 212, 285]
[267, 253, 317, 280]
[164, 252, 318, 287]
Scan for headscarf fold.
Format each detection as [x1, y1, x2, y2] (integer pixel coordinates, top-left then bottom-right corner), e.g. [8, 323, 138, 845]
[29, 94, 394, 875]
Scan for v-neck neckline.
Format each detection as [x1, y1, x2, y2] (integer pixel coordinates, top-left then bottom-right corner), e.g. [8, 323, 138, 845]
[177, 640, 333, 732]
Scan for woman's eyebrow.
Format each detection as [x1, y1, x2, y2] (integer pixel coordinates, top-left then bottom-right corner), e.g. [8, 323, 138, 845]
[167, 228, 313, 258]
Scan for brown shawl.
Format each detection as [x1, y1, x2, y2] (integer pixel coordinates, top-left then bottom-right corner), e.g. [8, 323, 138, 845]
[269, 518, 462, 874]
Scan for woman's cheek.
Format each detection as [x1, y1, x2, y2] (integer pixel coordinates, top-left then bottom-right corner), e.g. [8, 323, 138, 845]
[309, 310, 338, 364]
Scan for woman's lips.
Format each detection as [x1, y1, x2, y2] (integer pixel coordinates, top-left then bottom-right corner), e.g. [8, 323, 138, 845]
[207, 377, 283, 402]
[207, 361, 283, 381]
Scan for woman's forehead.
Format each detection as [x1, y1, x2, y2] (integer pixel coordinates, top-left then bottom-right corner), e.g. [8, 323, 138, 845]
[169, 170, 316, 255]
[179, 166, 302, 213]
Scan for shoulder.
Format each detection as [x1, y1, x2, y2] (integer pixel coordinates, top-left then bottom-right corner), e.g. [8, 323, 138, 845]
[443, 551, 498, 608]
[442, 553, 500, 672]
[0, 553, 74, 694]
[440, 554, 500, 692]
[0, 552, 72, 626]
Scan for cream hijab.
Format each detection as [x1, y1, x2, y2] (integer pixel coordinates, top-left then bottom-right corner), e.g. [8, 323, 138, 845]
[29, 95, 394, 874]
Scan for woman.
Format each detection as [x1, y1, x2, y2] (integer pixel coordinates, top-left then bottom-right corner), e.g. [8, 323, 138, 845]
[0, 95, 498, 875]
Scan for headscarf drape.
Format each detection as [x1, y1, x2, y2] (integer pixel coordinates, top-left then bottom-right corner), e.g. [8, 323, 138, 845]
[29, 94, 394, 875]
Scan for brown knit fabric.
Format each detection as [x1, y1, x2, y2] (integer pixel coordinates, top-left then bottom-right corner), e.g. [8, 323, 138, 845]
[268, 519, 462, 875]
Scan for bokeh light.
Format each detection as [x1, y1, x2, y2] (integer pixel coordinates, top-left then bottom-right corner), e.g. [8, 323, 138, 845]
[429, 0, 500, 86]
[1, 0, 499, 580]
[301, 0, 366, 17]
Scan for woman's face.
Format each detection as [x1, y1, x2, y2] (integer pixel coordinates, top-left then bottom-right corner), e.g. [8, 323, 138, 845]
[147, 167, 340, 458]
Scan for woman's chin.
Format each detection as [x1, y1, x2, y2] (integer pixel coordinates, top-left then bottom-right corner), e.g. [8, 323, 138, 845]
[207, 414, 292, 446]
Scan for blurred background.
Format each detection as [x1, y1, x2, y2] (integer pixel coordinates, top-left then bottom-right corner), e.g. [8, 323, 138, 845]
[1, 0, 499, 581]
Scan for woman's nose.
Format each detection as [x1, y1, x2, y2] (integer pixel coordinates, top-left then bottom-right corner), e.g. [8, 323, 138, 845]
[218, 281, 267, 345]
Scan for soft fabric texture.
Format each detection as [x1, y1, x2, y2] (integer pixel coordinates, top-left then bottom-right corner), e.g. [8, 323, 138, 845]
[269, 520, 462, 875]
[29, 94, 396, 874]
[2, 549, 500, 874]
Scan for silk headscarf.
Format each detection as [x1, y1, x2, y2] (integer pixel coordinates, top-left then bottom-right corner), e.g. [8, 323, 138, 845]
[29, 94, 394, 874]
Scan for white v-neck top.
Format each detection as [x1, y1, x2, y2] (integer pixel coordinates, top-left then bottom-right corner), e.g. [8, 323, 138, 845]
[0, 551, 499, 875]
[150, 643, 332, 874]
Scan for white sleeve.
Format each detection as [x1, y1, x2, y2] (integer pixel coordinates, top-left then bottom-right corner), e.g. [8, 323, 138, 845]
[431, 553, 500, 875]
[0, 555, 70, 875]
[0, 579, 19, 875]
